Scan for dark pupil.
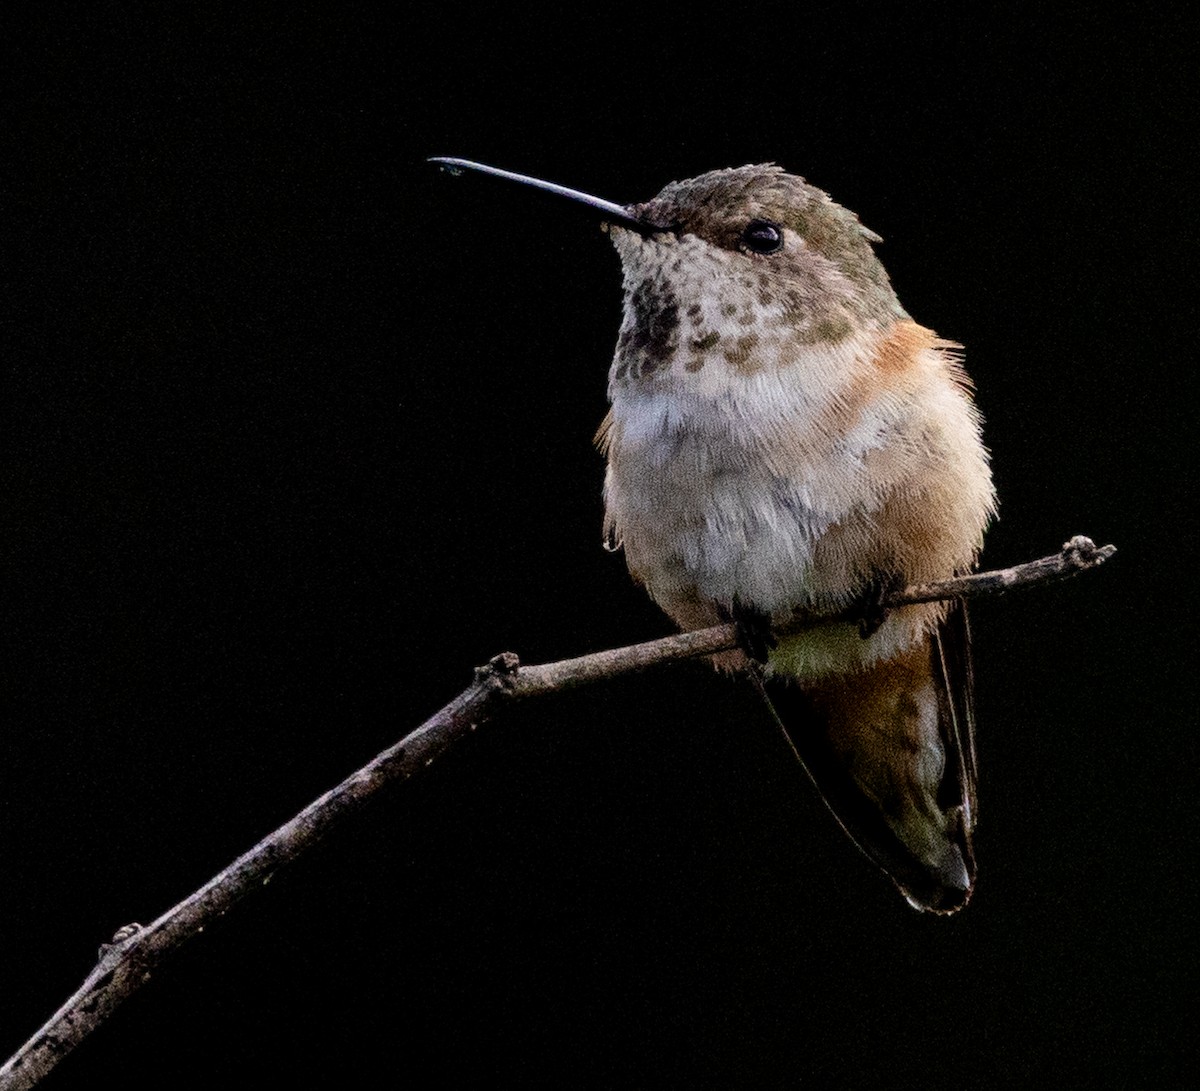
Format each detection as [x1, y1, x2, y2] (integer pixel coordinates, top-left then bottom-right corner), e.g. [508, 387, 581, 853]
[742, 220, 782, 254]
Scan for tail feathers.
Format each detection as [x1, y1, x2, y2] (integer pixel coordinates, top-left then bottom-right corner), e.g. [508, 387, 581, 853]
[764, 604, 979, 913]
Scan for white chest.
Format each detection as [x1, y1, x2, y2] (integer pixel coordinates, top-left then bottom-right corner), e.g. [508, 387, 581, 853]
[603, 358, 898, 618]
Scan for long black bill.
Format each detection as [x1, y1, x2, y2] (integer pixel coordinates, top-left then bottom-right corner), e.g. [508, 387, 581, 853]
[428, 157, 656, 234]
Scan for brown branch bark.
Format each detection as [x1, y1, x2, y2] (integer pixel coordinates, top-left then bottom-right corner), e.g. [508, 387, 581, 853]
[0, 535, 1115, 1089]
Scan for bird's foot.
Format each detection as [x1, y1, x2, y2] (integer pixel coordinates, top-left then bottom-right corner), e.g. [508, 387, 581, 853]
[852, 572, 906, 638]
[723, 600, 777, 664]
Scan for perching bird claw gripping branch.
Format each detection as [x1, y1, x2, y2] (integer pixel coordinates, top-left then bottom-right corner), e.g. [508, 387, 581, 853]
[0, 536, 1113, 1089]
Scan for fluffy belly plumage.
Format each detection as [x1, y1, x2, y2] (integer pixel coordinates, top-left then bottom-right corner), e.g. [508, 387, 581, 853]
[599, 347, 993, 679]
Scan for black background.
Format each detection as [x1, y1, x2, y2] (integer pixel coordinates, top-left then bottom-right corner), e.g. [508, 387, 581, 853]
[3, 4, 1194, 1087]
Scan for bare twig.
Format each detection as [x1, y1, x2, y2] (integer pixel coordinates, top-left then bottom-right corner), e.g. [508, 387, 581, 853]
[0, 535, 1115, 1089]
[884, 534, 1117, 606]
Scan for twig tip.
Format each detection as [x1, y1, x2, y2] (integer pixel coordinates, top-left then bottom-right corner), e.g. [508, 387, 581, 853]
[1061, 535, 1117, 569]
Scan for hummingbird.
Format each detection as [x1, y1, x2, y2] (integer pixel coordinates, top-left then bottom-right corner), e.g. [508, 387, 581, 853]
[432, 158, 997, 913]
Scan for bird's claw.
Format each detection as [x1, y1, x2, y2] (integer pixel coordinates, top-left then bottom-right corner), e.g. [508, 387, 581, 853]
[854, 572, 906, 638]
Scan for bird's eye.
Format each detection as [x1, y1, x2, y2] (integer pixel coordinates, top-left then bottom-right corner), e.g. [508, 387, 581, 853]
[740, 220, 783, 255]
